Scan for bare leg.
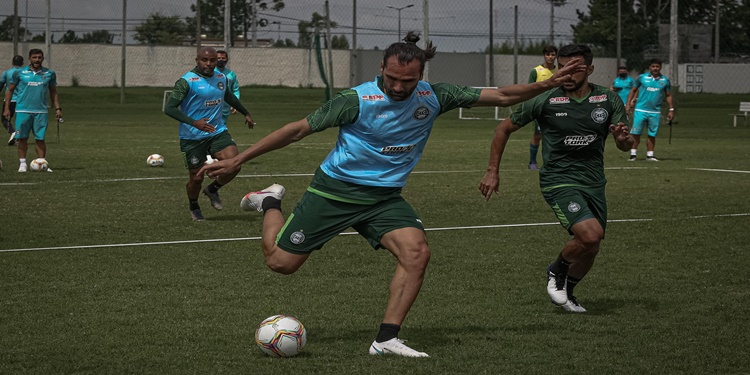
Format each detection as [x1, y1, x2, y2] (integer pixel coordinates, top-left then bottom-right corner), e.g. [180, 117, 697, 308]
[186, 168, 204, 200]
[379, 227, 431, 325]
[258, 207, 309, 275]
[632, 134, 641, 150]
[646, 136, 656, 153]
[213, 145, 241, 186]
[561, 218, 603, 280]
[36, 140, 46, 158]
[17, 138, 28, 159]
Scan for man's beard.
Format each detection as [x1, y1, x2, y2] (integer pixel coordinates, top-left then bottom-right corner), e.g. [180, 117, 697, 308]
[561, 80, 585, 92]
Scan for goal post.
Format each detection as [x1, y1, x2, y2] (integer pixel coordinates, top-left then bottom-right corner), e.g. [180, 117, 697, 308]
[457, 87, 514, 121]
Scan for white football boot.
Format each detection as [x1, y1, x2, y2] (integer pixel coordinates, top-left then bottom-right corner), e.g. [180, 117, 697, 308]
[18, 163, 27, 172]
[240, 183, 286, 212]
[369, 338, 429, 358]
[561, 296, 587, 313]
[546, 266, 568, 305]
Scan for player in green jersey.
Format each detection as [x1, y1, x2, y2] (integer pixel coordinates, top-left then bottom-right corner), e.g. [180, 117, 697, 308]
[201, 33, 587, 357]
[479, 44, 634, 313]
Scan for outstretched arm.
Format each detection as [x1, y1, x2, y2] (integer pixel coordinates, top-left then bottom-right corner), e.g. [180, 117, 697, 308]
[474, 57, 585, 107]
[200, 118, 314, 178]
[479, 117, 522, 201]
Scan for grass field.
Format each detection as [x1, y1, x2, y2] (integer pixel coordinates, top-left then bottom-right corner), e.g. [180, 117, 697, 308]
[1, 86, 749, 374]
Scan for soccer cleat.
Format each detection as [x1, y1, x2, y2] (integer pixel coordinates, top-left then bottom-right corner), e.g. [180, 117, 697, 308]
[369, 338, 429, 358]
[202, 186, 223, 211]
[46, 167, 53, 173]
[8, 132, 16, 146]
[546, 266, 568, 305]
[528, 162, 539, 170]
[190, 208, 205, 221]
[561, 296, 587, 313]
[241, 183, 286, 212]
[628, 155, 637, 162]
[646, 156, 659, 162]
[18, 163, 27, 172]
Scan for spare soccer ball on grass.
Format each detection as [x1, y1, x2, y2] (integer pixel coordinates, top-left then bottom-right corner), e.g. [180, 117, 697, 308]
[147, 154, 164, 167]
[255, 315, 307, 357]
[30, 158, 49, 172]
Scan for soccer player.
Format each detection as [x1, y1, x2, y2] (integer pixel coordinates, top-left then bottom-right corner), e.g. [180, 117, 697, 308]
[479, 44, 634, 313]
[163, 46, 256, 221]
[2, 49, 61, 173]
[0, 55, 24, 146]
[625, 58, 674, 161]
[610, 65, 635, 108]
[200, 32, 585, 357]
[526, 45, 558, 170]
[215, 50, 241, 124]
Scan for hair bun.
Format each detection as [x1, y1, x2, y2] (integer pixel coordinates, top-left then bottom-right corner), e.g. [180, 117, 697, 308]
[402, 31, 421, 44]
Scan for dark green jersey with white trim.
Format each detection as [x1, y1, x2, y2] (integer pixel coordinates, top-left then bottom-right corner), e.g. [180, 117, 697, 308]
[510, 84, 626, 189]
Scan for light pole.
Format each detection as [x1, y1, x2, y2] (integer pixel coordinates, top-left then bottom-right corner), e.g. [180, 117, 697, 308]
[386, 4, 414, 41]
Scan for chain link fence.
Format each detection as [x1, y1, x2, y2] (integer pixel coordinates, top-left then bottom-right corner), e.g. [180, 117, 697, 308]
[0, 0, 748, 93]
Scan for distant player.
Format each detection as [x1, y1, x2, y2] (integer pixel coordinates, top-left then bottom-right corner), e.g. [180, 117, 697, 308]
[610, 66, 635, 108]
[2, 49, 61, 173]
[479, 44, 634, 313]
[163, 46, 255, 221]
[215, 50, 241, 124]
[526, 45, 558, 170]
[0, 55, 24, 146]
[625, 58, 674, 161]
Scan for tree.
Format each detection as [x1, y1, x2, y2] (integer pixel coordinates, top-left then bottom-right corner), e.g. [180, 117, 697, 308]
[0, 16, 30, 41]
[298, 12, 337, 48]
[186, 0, 285, 46]
[81, 30, 114, 44]
[58, 30, 81, 44]
[134, 13, 188, 45]
[273, 38, 296, 48]
[331, 35, 349, 49]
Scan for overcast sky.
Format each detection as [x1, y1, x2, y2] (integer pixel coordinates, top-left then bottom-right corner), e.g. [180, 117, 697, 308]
[2, 0, 592, 52]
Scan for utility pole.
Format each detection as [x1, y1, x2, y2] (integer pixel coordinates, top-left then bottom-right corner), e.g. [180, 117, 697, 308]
[422, 0, 429, 81]
[617, 0, 621, 67]
[224, 0, 231, 50]
[489, 0, 494, 87]
[549, 0, 554, 44]
[714, 0, 720, 63]
[121, 0, 127, 103]
[669, 0, 679, 94]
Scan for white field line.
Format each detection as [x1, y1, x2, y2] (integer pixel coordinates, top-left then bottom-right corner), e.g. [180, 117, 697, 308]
[687, 168, 750, 174]
[1, 213, 746, 254]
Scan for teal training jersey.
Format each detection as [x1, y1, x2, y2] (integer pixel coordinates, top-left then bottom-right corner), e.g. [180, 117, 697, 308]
[172, 69, 228, 140]
[509, 84, 627, 189]
[216, 67, 239, 121]
[0, 66, 23, 101]
[633, 73, 670, 113]
[11, 66, 57, 113]
[611, 76, 635, 105]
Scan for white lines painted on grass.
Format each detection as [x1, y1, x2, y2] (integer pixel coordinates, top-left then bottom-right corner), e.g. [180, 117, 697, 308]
[2, 213, 746, 254]
[688, 168, 750, 174]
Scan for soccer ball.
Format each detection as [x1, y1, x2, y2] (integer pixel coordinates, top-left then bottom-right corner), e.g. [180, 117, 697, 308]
[147, 154, 164, 167]
[30, 158, 49, 172]
[255, 315, 307, 357]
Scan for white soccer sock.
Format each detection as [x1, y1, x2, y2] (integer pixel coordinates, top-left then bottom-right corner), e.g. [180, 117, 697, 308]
[19, 158, 26, 165]
[630, 149, 637, 156]
[646, 151, 654, 157]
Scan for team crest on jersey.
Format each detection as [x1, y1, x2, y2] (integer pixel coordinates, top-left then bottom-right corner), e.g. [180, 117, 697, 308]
[568, 201, 581, 213]
[417, 90, 432, 97]
[591, 108, 608, 124]
[290, 231, 305, 245]
[413, 106, 430, 120]
[588, 94, 607, 103]
[549, 97, 570, 104]
[361, 94, 385, 101]
[218, 82, 225, 90]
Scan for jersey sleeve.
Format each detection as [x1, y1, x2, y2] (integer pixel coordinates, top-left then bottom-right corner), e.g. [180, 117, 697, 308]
[10, 69, 20, 85]
[49, 70, 57, 87]
[306, 89, 360, 132]
[509, 96, 543, 127]
[170, 78, 189, 102]
[609, 91, 628, 125]
[528, 69, 537, 83]
[231, 72, 240, 99]
[430, 83, 482, 115]
[633, 76, 642, 88]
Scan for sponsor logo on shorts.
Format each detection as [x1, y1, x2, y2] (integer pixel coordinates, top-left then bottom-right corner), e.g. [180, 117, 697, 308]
[381, 144, 415, 154]
[549, 97, 570, 104]
[205, 99, 222, 107]
[591, 108, 608, 124]
[563, 134, 597, 146]
[413, 106, 430, 120]
[290, 231, 305, 245]
[588, 94, 607, 103]
[568, 201, 581, 213]
[190, 156, 200, 166]
[361, 94, 385, 101]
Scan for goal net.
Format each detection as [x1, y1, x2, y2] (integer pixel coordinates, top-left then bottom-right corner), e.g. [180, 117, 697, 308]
[457, 87, 514, 121]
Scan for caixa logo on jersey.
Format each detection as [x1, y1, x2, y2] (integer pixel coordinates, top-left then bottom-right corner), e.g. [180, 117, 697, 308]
[413, 106, 430, 120]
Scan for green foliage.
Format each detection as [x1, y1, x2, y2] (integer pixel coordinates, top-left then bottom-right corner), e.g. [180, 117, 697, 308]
[0, 15, 30, 41]
[0, 87, 749, 373]
[298, 12, 337, 48]
[186, 0, 285, 46]
[134, 13, 188, 45]
[273, 38, 296, 48]
[57, 29, 114, 44]
[485, 39, 558, 55]
[331, 34, 349, 49]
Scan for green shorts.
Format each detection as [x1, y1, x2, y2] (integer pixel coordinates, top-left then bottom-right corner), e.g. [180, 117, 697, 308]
[276, 191, 425, 255]
[541, 185, 607, 234]
[179, 131, 236, 170]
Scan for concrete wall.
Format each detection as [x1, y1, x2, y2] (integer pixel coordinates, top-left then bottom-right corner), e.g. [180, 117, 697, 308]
[2, 43, 747, 94]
